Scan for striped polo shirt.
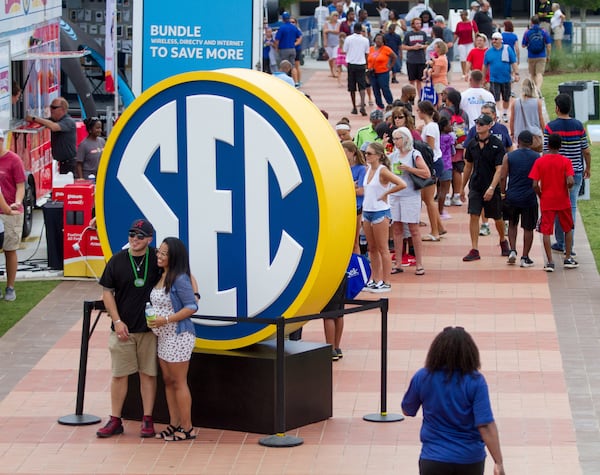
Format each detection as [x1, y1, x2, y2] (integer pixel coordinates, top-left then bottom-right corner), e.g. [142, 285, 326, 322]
[544, 117, 589, 173]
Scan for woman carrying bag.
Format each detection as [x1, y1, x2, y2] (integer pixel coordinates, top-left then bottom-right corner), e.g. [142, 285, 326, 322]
[509, 78, 545, 152]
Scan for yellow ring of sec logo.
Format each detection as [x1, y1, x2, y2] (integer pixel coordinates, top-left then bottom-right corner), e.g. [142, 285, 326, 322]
[96, 68, 355, 350]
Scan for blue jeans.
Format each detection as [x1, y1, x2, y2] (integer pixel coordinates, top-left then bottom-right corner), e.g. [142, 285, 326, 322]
[371, 71, 393, 109]
[554, 172, 583, 249]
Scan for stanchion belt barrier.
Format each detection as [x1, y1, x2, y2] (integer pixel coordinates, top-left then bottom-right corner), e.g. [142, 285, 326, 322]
[58, 298, 403, 447]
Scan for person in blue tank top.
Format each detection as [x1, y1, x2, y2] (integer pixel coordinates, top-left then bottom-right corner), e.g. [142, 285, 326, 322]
[500, 130, 540, 267]
[402, 326, 506, 475]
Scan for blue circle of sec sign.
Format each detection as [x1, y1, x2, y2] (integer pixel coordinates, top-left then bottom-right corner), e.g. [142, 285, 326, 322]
[96, 69, 355, 350]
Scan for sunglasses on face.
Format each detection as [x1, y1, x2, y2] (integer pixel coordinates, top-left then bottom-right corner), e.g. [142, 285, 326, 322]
[128, 231, 147, 239]
[394, 115, 406, 119]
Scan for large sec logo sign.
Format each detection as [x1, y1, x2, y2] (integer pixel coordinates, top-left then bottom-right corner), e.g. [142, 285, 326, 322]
[96, 69, 355, 350]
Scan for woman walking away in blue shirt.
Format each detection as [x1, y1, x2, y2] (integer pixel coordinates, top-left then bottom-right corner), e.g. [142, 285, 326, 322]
[402, 326, 506, 475]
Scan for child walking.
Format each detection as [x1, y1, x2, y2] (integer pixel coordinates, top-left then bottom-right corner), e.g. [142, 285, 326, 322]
[437, 116, 455, 220]
[529, 133, 578, 272]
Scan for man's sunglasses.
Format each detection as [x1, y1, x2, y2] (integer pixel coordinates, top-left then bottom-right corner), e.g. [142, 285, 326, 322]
[128, 231, 147, 239]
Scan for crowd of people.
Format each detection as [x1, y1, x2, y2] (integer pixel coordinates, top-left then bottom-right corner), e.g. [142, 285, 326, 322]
[263, 1, 590, 293]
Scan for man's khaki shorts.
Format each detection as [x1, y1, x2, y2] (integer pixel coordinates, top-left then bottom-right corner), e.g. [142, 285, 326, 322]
[0, 214, 24, 251]
[528, 57, 547, 77]
[109, 331, 158, 377]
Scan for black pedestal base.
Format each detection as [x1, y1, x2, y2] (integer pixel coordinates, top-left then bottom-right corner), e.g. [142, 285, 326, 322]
[122, 340, 332, 434]
[58, 413, 101, 426]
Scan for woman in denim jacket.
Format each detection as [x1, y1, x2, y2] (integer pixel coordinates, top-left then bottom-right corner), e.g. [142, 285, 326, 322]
[148, 237, 198, 441]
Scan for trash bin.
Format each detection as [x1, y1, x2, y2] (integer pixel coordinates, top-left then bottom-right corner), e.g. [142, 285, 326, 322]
[42, 201, 64, 270]
[587, 80, 599, 120]
[558, 81, 589, 123]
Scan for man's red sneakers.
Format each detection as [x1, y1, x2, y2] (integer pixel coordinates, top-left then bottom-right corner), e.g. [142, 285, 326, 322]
[462, 249, 481, 262]
[140, 415, 155, 438]
[96, 416, 124, 438]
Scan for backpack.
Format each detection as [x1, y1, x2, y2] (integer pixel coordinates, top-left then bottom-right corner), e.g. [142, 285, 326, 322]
[450, 112, 468, 149]
[413, 140, 435, 176]
[527, 28, 545, 54]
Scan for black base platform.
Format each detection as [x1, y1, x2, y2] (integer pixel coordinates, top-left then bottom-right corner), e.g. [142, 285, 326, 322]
[122, 340, 332, 434]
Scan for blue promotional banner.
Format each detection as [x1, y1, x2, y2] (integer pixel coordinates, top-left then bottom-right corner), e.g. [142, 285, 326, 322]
[134, 0, 258, 93]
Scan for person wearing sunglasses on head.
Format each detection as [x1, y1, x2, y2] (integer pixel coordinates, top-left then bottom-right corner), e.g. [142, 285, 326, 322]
[26, 97, 76, 175]
[96, 219, 162, 439]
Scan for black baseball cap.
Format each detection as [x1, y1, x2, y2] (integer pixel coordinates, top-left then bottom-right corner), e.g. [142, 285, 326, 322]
[129, 219, 154, 237]
[475, 114, 493, 126]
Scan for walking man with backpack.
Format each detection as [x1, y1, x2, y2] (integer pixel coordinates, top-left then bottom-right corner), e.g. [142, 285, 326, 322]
[522, 15, 552, 91]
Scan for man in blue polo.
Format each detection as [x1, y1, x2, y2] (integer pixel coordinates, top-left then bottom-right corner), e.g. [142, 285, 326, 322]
[483, 32, 518, 123]
[275, 12, 302, 67]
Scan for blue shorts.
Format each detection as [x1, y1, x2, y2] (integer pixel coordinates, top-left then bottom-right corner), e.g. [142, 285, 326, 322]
[362, 209, 392, 224]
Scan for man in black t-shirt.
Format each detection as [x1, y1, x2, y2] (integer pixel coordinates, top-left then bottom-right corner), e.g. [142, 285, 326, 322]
[96, 219, 161, 438]
[461, 114, 508, 261]
[473, 1, 496, 40]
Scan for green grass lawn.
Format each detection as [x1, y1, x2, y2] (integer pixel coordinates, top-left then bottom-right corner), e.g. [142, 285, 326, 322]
[0, 280, 60, 337]
[541, 73, 600, 272]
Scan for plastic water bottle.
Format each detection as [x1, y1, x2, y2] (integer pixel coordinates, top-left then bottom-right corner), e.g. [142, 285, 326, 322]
[145, 302, 156, 326]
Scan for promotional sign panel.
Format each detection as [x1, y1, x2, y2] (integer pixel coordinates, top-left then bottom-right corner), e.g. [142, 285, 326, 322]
[97, 69, 355, 350]
[133, 0, 260, 94]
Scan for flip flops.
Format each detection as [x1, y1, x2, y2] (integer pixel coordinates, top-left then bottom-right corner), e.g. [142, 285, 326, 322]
[421, 234, 440, 242]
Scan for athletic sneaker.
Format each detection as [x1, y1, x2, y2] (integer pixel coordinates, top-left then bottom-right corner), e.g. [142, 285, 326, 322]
[507, 250, 517, 265]
[97, 416, 124, 438]
[444, 193, 452, 207]
[363, 280, 376, 292]
[500, 240, 511, 257]
[371, 282, 391, 293]
[564, 257, 579, 269]
[520, 256, 534, 267]
[544, 262, 555, 272]
[4, 287, 16, 301]
[140, 415, 155, 438]
[335, 348, 343, 358]
[332, 349, 340, 361]
[463, 249, 481, 261]
[564, 250, 577, 257]
[551, 243, 564, 253]
[479, 223, 491, 236]
[451, 194, 463, 206]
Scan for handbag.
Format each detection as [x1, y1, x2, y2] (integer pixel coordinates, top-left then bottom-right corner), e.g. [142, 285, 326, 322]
[519, 99, 543, 152]
[409, 152, 436, 190]
[420, 78, 438, 106]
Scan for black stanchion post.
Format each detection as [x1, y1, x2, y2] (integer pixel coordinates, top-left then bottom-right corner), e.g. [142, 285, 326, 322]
[363, 298, 404, 423]
[259, 317, 303, 447]
[58, 300, 102, 426]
